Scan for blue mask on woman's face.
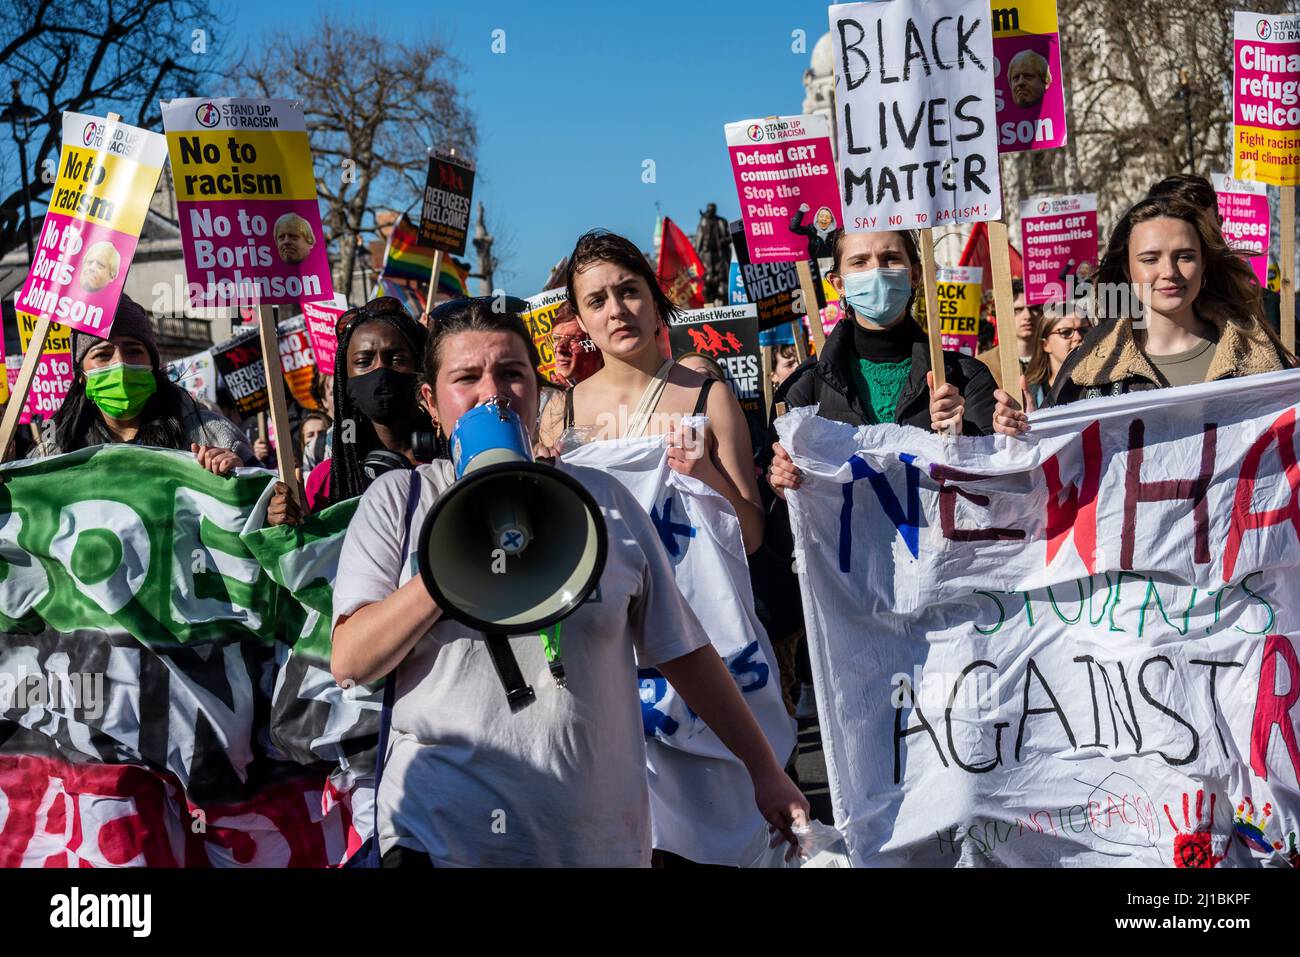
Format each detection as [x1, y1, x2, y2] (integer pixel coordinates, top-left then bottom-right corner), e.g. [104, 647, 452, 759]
[841, 268, 914, 329]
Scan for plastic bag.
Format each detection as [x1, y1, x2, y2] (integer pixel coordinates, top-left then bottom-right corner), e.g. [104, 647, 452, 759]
[741, 821, 851, 868]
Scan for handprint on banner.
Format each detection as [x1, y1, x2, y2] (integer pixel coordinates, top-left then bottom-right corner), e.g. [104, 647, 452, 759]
[1164, 789, 1224, 868]
[1232, 797, 1274, 854]
[1275, 830, 1299, 867]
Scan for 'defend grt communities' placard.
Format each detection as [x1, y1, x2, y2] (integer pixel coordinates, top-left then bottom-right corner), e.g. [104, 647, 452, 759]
[1212, 173, 1270, 286]
[724, 114, 843, 264]
[161, 97, 334, 307]
[1232, 11, 1300, 186]
[991, 0, 1066, 153]
[1019, 193, 1098, 306]
[16, 113, 167, 337]
[830, 0, 1002, 230]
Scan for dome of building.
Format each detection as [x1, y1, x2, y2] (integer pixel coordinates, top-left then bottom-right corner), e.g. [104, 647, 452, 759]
[810, 32, 834, 78]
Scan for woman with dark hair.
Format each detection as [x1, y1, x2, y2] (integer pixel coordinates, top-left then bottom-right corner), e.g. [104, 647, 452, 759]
[540, 229, 765, 555]
[993, 194, 1294, 434]
[267, 297, 427, 523]
[38, 296, 251, 472]
[330, 296, 808, 867]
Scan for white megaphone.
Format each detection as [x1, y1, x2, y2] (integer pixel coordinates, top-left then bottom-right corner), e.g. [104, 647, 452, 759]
[417, 395, 607, 711]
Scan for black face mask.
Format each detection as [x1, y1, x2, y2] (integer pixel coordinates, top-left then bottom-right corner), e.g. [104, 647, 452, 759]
[347, 367, 419, 426]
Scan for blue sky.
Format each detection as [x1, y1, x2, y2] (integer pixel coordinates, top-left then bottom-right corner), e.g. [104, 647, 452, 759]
[236, 0, 837, 292]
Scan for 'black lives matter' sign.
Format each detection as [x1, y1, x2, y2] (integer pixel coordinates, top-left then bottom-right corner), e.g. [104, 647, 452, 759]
[829, 0, 1002, 231]
[419, 152, 475, 255]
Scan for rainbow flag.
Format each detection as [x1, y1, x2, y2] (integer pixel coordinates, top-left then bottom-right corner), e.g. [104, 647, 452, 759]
[379, 213, 471, 296]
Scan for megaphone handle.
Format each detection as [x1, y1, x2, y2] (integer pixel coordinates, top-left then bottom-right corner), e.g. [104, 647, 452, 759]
[485, 633, 536, 713]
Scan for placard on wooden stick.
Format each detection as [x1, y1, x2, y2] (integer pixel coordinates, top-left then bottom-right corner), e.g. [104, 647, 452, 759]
[0, 315, 51, 462]
[918, 229, 956, 436]
[422, 249, 444, 324]
[795, 260, 827, 354]
[761, 345, 775, 414]
[257, 303, 302, 504]
[1282, 187, 1296, 354]
[987, 220, 1022, 404]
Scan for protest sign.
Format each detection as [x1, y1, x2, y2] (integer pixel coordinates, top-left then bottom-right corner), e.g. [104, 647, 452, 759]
[724, 113, 842, 264]
[728, 258, 747, 305]
[935, 265, 982, 356]
[418, 151, 475, 255]
[17, 309, 73, 424]
[1212, 173, 1270, 286]
[1020, 193, 1098, 305]
[166, 349, 218, 405]
[522, 288, 568, 383]
[830, 0, 1002, 230]
[779, 368, 1300, 866]
[302, 294, 346, 375]
[1232, 12, 1300, 186]
[992, 0, 1067, 153]
[16, 113, 167, 337]
[668, 304, 764, 452]
[563, 435, 795, 865]
[212, 327, 269, 416]
[278, 314, 319, 410]
[0, 447, 372, 865]
[161, 97, 334, 308]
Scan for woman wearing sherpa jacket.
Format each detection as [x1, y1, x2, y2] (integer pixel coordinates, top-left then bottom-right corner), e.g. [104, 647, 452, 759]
[992, 193, 1294, 434]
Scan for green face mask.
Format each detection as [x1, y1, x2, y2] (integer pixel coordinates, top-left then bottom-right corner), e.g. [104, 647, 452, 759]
[84, 363, 157, 420]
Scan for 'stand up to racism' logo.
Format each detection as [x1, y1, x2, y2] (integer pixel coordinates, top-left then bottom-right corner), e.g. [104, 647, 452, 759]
[82, 122, 99, 146]
[747, 124, 764, 142]
[1037, 200, 1051, 213]
[195, 102, 221, 128]
[1258, 19, 1273, 40]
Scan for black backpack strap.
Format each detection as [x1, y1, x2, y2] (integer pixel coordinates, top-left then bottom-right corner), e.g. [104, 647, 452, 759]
[363, 468, 423, 867]
[692, 377, 715, 416]
[564, 387, 575, 428]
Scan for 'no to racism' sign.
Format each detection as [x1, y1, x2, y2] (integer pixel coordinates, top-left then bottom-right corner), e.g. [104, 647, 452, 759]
[161, 97, 335, 307]
[830, 0, 1002, 231]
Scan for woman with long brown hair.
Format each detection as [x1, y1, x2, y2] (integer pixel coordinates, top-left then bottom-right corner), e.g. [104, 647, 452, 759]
[1021, 304, 1091, 409]
[994, 193, 1294, 434]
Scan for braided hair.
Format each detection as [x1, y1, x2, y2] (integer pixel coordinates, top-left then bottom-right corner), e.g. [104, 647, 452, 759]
[324, 302, 428, 506]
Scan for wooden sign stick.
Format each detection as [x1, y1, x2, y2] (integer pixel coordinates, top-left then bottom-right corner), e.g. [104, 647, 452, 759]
[918, 230, 951, 435]
[1282, 185, 1296, 354]
[761, 344, 775, 414]
[987, 220, 1022, 405]
[795, 259, 827, 354]
[257, 302, 301, 504]
[422, 249, 444, 324]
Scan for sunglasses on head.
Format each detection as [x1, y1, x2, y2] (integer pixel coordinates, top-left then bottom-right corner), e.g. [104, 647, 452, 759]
[335, 296, 411, 337]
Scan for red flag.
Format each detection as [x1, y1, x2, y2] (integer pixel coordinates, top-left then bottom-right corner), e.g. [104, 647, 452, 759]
[959, 222, 1024, 297]
[657, 216, 706, 309]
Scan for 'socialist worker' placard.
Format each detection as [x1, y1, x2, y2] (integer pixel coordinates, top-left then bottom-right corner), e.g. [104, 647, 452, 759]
[16, 113, 167, 337]
[522, 288, 568, 384]
[991, 0, 1067, 153]
[934, 265, 982, 357]
[724, 114, 843, 265]
[1233, 11, 1300, 185]
[830, 0, 1002, 230]
[161, 97, 335, 306]
[418, 152, 476, 255]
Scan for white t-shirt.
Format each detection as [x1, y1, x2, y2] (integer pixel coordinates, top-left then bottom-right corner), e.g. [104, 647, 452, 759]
[332, 460, 711, 867]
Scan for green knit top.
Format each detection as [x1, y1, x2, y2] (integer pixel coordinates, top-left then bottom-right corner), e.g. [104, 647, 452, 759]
[849, 357, 912, 425]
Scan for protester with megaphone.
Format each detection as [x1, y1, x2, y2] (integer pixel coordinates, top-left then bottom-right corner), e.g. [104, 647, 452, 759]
[267, 296, 428, 524]
[330, 296, 807, 868]
[37, 295, 253, 472]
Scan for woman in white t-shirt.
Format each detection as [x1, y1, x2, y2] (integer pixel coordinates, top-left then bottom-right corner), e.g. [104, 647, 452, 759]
[331, 297, 808, 867]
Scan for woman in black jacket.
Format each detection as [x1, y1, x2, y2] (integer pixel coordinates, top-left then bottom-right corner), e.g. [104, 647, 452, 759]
[765, 228, 997, 497]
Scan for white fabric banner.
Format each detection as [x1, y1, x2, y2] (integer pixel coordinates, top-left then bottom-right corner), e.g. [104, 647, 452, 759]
[564, 421, 797, 865]
[779, 369, 1300, 867]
